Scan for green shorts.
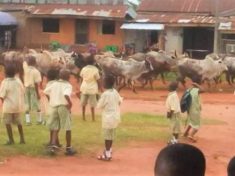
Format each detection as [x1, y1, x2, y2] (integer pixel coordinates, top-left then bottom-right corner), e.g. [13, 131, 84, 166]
[103, 128, 116, 140]
[80, 94, 97, 107]
[47, 105, 71, 131]
[25, 87, 40, 112]
[170, 113, 181, 134]
[2, 113, 22, 125]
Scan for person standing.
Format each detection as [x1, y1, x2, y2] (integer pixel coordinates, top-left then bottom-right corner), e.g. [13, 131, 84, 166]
[78, 55, 101, 121]
[23, 55, 42, 125]
[165, 81, 181, 144]
[0, 64, 25, 144]
[183, 79, 205, 142]
[97, 75, 123, 161]
[44, 69, 76, 155]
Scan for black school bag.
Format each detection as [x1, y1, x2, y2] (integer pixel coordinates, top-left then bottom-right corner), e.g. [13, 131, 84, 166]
[180, 89, 192, 113]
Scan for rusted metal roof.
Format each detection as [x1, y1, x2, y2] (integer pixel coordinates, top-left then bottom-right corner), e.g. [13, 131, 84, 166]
[136, 13, 216, 26]
[0, 3, 129, 19]
[138, 0, 235, 14]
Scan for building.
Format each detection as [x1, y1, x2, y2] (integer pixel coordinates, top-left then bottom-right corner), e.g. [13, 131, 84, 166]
[122, 0, 235, 58]
[0, 0, 136, 52]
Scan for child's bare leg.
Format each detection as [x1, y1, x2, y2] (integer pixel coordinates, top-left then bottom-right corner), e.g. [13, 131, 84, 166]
[56, 130, 61, 146]
[66, 130, 71, 147]
[5, 124, 14, 144]
[49, 130, 53, 145]
[105, 140, 113, 151]
[64, 130, 76, 155]
[82, 106, 86, 121]
[173, 133, 179, 140]
[104, 140, 113, 158]
[91, 107, 95, 121]
[190, 128, 198, 138]
[17, 124, 25, 144]
[51, 130, 59, 146]
[183, 125, 191, 137]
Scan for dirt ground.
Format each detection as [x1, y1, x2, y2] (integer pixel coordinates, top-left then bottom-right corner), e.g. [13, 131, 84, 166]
[0, 77, 235, 176]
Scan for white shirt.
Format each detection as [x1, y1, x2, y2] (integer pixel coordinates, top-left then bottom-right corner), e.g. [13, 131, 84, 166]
[80, 65, 100, 94]
[0, 78, 25, 113]
[43, 79, 72, 107]
[23, 61, 42, 87]
[165, 91, 181, 113]
[97, 89, 123, 129]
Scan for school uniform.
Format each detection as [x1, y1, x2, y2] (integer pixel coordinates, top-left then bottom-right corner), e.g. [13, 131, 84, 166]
[43, 79, 72, 131]
[187, 88, 201, 129]
[166, 91, 181, 134]
[80, 65, 100, 107]
[23, 61, 42, 112]
[97, 88, 122, 140]
[0, 78, 25, 125]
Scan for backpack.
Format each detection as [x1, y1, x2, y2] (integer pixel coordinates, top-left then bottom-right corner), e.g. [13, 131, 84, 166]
[180, 89, 192, 113]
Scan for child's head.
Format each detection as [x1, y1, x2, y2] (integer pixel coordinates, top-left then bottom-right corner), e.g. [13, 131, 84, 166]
[5, 64, 16, 78]
[59, 69, 70, 81]
[154, 143, 206, 176]
[47, 68, 59, 81]
[86, 54, 95, 65]
[168, 81, 178, 92]
[103, 75, 115, 89]
[27, 55, 37, 66]
[228, 156, 235, 176]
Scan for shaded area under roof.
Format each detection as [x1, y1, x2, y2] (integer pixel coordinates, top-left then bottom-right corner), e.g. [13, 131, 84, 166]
[0, 11, 17, 25]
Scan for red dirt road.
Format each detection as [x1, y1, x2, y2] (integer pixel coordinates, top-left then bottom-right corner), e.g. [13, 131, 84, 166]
[0, 89, 235, 176]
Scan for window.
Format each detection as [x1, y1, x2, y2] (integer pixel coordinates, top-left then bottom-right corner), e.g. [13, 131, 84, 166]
[102, 20, 115, 35]
[42, 19, 59, 33]
[75, 19, 88, 44]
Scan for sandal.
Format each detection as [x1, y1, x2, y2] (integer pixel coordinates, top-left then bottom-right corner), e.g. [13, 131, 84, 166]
[97, 152, 111, 161]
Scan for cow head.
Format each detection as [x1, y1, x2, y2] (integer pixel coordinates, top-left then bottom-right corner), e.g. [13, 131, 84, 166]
[217, 59, 228, 73]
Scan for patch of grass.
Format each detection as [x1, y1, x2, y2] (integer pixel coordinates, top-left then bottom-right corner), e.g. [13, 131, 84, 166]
[0, 113, 226, 158]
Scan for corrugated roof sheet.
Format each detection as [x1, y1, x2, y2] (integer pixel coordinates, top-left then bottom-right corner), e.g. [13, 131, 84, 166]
[0, 3, 129, 19]
[136, 13, 216, 26]
[138, 0, 235, 14]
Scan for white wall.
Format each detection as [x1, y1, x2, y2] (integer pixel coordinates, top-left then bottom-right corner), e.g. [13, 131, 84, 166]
[124, 30, 147, 52]
[165, 27, 183, 54]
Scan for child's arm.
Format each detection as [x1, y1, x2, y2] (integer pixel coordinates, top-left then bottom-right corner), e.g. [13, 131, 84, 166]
[34, 83, 41, 100]
[97, 93, 106, 109]
[65, 95, 72, 112]
[0, 97, 4, 104]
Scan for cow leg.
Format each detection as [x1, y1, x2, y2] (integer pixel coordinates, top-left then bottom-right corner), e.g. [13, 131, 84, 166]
[149, 78, 154, 90]
[232, 75, 235, 84]
[160, 73, 166, 84]
[118, 79, 127, 92]
[226, 72, 232, 85]
[131, 80, 137, 94]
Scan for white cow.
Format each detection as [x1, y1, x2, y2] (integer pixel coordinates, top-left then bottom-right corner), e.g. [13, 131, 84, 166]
[95, 56, 153, 92]
[177, 56, 228, 86]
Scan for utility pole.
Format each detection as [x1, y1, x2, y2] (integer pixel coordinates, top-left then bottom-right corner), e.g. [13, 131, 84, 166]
[213, 0, 219, 54]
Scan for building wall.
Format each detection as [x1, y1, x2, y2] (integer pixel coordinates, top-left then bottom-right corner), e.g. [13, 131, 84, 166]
[165, 27, 183, 54]
[89, 20, 124, 52]
[50, 19, 75, 45]
[12, 15, 124, 51]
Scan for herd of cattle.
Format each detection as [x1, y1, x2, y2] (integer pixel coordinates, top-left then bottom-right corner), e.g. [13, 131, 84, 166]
[0, 48, 235, 92]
